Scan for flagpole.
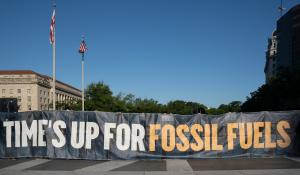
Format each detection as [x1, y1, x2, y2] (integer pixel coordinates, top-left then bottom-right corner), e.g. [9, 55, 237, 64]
[82, 52, 84, 112]
[52, 3, 56, 111]
[79, 36, 87, 112]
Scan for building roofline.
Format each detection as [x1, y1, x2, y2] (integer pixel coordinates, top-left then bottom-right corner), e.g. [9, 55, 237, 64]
[279, 3, 300, 20]
[0, 70, 40, 75]
[290, 4, 300, 12]
[42, 75, 81, 93]
[0, 70, 81, 92]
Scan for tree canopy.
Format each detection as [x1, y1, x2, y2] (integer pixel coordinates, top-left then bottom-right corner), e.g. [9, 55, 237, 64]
[242, 70, 300, 112]
[57, 68, 300, 114]
[62, 81, 241, 114]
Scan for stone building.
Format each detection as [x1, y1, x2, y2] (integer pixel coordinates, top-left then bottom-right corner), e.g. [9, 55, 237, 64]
[265, 4, 300, 83]
[264, 30, 278, 82]
[0, 70, 81, 112]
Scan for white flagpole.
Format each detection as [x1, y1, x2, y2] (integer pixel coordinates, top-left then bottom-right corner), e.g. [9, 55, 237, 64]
[82, 52, 84, 112]
[52, 4, 56, 110]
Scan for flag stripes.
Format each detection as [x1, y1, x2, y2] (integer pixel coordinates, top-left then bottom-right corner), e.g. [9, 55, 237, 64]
[49, 10, 55, 44]
[79, 40, 88, 53]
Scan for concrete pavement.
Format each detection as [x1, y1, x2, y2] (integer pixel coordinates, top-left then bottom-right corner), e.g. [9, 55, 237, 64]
[0, 158, 300, 175]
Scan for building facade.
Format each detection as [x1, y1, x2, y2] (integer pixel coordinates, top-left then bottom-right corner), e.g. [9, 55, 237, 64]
[265, 4, 300, 83]
[264, 30, 278, 82]
[0, 70, 81, 112]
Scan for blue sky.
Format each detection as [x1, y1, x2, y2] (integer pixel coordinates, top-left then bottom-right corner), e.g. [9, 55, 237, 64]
[0, 0, 299, 107]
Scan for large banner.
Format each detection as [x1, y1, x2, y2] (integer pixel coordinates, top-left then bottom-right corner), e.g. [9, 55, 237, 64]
[0, 111, 300, 159]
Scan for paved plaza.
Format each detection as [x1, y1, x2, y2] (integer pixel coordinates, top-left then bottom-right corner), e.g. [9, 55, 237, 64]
[0, 157, 300, 175]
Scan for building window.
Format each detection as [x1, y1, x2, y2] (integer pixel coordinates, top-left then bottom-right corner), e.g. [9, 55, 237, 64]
[9, 89, 13, 94]
[40, 90, 42, 95]
[28, 96, 31, 102]
[48, 92, 50, 96]
[28, 105, 31, 111]
[17, 89, 21, 93]
[40, 97, 42, 102]
[2, 89, 5, 94]
[41, 105, 43, 110]
[17, 96, 21, 102]
[27, 89, 31, 94]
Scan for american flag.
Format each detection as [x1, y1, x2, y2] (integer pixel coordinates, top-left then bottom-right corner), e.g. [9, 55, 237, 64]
[79, 40, 88, 53]
[49, 10, 55, 44]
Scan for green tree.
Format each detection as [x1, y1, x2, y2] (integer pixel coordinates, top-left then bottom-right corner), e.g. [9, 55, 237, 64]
[166, 100, 206, 114]
[206, 101, 241, 115]
[218, 101, 242, 113]
[206, 108, 225, 115]
[241, 69, 300, 112]
[134, 98, 162, 113]
[71, 81, 213, 115]
[228, 101, 242, 112]
[85, 82, 115, 111]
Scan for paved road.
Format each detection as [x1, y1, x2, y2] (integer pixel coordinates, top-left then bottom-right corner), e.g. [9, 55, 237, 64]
[0, 158, 300, 175]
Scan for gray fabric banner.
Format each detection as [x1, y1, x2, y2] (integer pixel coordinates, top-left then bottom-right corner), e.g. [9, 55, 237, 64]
[0, 111, 300, 159]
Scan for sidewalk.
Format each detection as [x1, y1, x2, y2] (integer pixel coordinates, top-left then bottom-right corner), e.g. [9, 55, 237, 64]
[0, 158, 300, 175]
